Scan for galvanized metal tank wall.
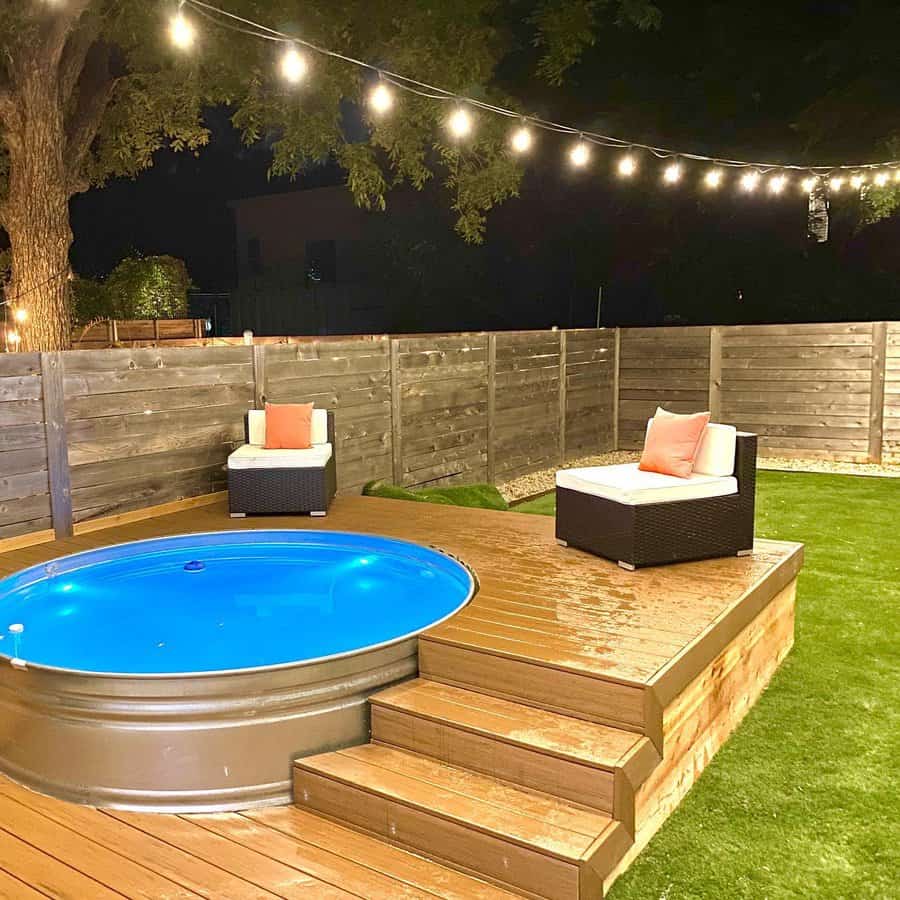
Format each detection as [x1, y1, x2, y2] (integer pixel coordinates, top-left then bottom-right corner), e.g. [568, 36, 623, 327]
[0, 637, 418, 812]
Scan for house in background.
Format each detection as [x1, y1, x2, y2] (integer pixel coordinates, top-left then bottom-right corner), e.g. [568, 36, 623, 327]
[229, 177, 606, 337]
[230, 186, 391, 335]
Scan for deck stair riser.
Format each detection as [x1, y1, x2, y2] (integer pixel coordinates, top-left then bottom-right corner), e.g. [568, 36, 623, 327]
[293, 744, 629, 900]
[369, 679, 659, 829]
[419, 637, 659, 747]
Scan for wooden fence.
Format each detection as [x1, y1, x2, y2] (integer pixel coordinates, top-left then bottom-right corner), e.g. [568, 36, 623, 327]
[617, 322, 895, 464]
[0, 329, 615, 543]
[71, 319, 206, 349]
[2, 321, 898, 547]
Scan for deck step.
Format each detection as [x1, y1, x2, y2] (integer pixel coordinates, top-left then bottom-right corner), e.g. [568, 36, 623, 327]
[418, 635, 656, 744]
[293, 743, 631, 900]
[370, 679, 658, 820]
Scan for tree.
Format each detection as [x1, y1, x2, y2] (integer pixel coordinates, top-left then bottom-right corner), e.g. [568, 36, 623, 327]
[72, 254, 191, 324]
[0, 0, 660, 350]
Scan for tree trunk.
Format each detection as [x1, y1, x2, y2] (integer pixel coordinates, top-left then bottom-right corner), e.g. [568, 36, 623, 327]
[2, 54, 74, 351]
[4, 200, 72, 353]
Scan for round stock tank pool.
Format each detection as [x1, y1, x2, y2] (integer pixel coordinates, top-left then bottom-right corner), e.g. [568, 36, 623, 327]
[0, 530, 474, 811]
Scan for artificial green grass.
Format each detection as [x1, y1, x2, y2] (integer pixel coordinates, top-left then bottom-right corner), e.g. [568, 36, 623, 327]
[362, 479, 509, 511]
[517, 472, 899, 899]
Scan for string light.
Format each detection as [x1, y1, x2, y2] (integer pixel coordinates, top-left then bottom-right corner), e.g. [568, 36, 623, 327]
[663, 162, 682, 184]
[6, 331, 21, 346]
[169, 11, 195, 49]
[280, 47, 307, 84]
[768, 174, 787, 195]
[368, 82, 393, 114]
[510, 125, 533, 154]
[569, 139, 590, 167]
[740, 171, 760, 192]
[13, 308, 28, 324]
[447, 107, 473, 139]
[165, 0, 900, 206]
[617, 154, 637, 177]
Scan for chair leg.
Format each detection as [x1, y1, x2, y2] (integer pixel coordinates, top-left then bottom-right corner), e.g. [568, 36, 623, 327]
[310, 510, 327, 517]
[556, 538, 568, 547]
[230, 512, 247, 519]
[736, 549, 753, 557]
[618, 560, 636, 571]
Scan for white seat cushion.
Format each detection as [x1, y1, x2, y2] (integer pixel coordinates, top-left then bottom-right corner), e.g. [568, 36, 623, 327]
[228, 442, 333, 470]
[556, 463, 737, 506]
[247, 408, 328, 446]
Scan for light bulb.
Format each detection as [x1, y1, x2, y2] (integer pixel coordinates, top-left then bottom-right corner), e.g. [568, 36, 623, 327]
[280, 47, 307, 84]
[7, 330, 20, 346]
[874, 172, 889, 187]
[13, 308, 28, 324]
[704, 168, 723, 189]
[894, 170, 900, 183]
[829, 176, 844, 192]
[768, 174, 787, 195]
[850, 174, 865, 189]
[740, 171, 760, 192]
[369, 83, 393, 114]
[510, 126, 533, 154]
[448, 108, 473, 139]
[169, 12, 195, 49]
[801, 176, 817, 193]
[663, 162, 682, 184]
[569, 141, 590, 167]
[617, 155, 637, 177]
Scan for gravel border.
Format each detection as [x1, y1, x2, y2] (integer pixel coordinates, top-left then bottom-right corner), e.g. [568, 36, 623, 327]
[498, 451, 900, 504]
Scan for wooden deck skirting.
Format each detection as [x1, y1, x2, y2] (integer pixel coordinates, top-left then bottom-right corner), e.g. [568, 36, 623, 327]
[0, 496, 802, 899]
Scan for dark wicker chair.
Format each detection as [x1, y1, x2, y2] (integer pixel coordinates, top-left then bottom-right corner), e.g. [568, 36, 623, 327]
[228, 411, 337, 518]
[555, 432, 757, 569]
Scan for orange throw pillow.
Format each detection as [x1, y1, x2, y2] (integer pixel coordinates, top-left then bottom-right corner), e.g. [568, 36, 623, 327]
[264, 402, 314, 449]
[639, 409, 710, 478]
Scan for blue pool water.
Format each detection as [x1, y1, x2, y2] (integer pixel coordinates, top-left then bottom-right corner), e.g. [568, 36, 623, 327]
[0, 531, 473, 675]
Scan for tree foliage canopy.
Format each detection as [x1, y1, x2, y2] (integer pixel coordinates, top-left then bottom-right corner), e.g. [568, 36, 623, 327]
[0, 0, 661, 243]
[72, 254, 191, 324]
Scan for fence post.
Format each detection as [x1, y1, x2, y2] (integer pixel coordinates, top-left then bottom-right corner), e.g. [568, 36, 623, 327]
[40, 352, 74, 539]
[558, 331, 567, 464]
[252, 344, 267, 409]
[390, 338, 403, 485]
[612, 327, 621, 451]
[486, 333, 497, 483]
[709, 326, 723, 422]
[869, 321, 888, 463]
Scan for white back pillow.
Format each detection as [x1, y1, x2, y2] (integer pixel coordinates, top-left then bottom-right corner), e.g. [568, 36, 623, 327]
[247, 408, 329, 446]
[693, 423, 737, 476]
[248, 409, 266, 446]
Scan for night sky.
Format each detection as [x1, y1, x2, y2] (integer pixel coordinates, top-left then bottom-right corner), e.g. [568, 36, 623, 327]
[68, 0, 900, 330]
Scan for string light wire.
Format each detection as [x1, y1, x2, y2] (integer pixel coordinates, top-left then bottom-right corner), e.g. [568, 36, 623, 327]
[179, 0, 900, 180]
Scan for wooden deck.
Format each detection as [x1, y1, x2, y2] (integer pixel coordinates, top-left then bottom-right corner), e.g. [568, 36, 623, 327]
[0, 495, 802, 899]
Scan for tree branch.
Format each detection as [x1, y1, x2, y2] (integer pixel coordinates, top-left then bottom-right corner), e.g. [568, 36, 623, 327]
[59, 12, 103, 105]
[64, 43, 118, 193]
[41, 0, 93, 71]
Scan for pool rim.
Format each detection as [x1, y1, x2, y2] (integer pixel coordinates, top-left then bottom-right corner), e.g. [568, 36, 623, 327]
[0, 528, 477, 681]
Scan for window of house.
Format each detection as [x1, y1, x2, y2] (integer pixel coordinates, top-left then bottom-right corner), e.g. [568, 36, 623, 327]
[305, 239, 337, 284]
